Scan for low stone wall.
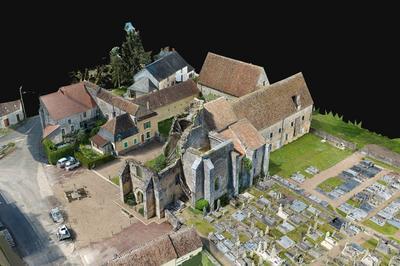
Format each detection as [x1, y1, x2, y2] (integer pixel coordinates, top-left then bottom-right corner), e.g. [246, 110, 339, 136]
[361, 144, 400, 168]
[310, 128, 357, 150]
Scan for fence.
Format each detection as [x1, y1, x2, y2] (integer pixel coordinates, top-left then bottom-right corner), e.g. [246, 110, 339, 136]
[310, 128, 357, 150]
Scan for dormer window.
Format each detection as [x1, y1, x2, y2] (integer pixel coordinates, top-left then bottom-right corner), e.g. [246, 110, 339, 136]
[291, 95, 301, 110]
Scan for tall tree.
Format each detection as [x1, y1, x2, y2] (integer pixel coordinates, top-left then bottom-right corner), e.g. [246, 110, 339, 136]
[109, 47, 124, 88]
[119, 30, 151, 85]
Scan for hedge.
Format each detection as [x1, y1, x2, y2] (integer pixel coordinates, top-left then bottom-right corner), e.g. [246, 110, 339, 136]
[195, 199, 209, 211]
[43, 139, 76, 165]
[74, 151, 114, 169]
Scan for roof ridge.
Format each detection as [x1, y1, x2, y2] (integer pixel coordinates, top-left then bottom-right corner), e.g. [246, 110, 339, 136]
[207, 52, 264, 69]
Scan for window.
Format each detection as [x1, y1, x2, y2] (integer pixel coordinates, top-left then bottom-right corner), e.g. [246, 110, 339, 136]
[302, 115, 305, 121]
[291, 121, 294, 127]
[134, 139, 137, 145]
[254, 152, 257, 159]
[214, 177, 219, 191]
[124, 142, 128, 148]
[253, 168, 256, 175]
[285, 133, 288, 140]
[68, 119, 71, 124]
[175, 174, 180, 185]
[270, 132, 273, 139]
[268, 144, 272, 151]
[278, 128, 282, 133]
[146, 131, 151, 139]
[61, 128, 65, 136]
[83, 112, 87, 118]
[144, 121, 151, 129]
[71, 125, 74, 132]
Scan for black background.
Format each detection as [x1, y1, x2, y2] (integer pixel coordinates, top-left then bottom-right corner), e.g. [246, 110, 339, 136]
[1, 2, 399, 137]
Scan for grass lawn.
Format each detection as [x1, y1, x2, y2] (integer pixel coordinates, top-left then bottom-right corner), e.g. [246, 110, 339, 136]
[287, 224, 308, 243]
[269, 228, 283, 239]
[80, 146, 103, 160]
[203, 93, 220, 102]
[312, 112, 400, 153]
[145, 154, 167, 172]
[362, 237, 378, 250]
[317, 176, 344, 192]
[182, 208, 215, 236]
[269, 134, 352, 178]
[239, 232, 250, 243]
[222, 231, 233, 240]
[363, 220, 399, 235]
[335, 208, 347, 218]
[255, 221, 267, 231]
[377, 180, 388, 186]
[182, 251, 215, 266]
[158, 118, 174, 138]
[111, 87, 127, 97]
[111, 176, 120, 186]
[346, 198, 361, 208]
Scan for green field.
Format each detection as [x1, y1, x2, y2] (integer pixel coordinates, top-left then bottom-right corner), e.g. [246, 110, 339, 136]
[363, 220, 399, 236]
[182, 208, 215, 236]
[346, 198, 361, 208]
[312, 112, 400, 153]
[317, 176, 344, 192]
[111, 87, 127, 97]
[158, 118, 174, 138]
[269, 134, 352, 178]
[362, 238, 378, 250]
[182, 251, 216, 266]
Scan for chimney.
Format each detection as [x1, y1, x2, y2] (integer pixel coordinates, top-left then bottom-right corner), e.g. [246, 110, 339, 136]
[146, 101, 150, 110]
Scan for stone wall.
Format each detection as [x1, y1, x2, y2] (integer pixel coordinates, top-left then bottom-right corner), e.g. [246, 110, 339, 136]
[361, 144, 400, 168]
[311, 128, 357, 150]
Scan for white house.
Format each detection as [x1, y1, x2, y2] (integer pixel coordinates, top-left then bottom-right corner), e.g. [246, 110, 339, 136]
[128, 51, 195, 98]
[39, 82, 99, 144]
[0, 100, 24, 128]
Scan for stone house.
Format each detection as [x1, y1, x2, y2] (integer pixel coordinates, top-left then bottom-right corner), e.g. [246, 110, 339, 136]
[231, 72, 314, 151]
[91, 113, 139, 155]
[131, 79, 200, 122]
[39, 82, 99, 144]
[0, 100, 24, 128]
[108, 227, 203, 266]
[128, 51, 195, 98]
[198, 52, 269, 100]
[118, 99, 269, 217]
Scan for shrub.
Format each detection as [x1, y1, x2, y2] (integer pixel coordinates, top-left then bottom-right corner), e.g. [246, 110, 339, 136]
[126, 199, 136, 206]
[138, 207, 144, 216]
[243, 157, 253, 172]
[74, 150, 114, 169]
[218, 194, 229, 207]
[124, 192, 135, 203]
[43, 139, 76, 165]
[195, 199, 209, 211]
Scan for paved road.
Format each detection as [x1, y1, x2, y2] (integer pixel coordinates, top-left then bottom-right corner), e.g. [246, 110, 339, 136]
[0, 116, 81, 265]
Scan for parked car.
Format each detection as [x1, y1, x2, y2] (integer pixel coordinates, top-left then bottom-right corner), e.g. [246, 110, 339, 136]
[57, 156, 74, 168]
[65, 160, 80, 171]
[56, 225, 71, 241]
[50, 207, 64, 223]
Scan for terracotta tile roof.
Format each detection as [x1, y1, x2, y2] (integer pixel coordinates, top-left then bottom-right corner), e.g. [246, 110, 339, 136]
[0, 100, 21, 116]
[101, 113, 138, 141]
[232, 72, 314, 130]
[198, 52, 266, 97]
[40, 82, 97, 120]
[204, 97, 238, 132]
[108, 228, 202, 266]
[42, 124, 60, 139]
[90, 134, 109, 147]
[219, 119, 265, 154]
[131, 79, 199, 110]
[96, 88, 144, 117]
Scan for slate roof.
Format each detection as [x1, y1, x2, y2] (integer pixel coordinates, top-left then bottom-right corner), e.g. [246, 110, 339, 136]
[219, 119, 265, 154]
[142, 51, 194, 82]
[131, 80, 199, 110]
[198, 52, 266, 97]
[42, 124, 60, 139]
[101, 113, 138, 141]
[204, 97, 238, 132]
[128, 77, 158, 93]
[108, 227, 202, 266]
[40, 82, 97, 120]
[232, 72, 314, 130]
[0, 100, 21, 117]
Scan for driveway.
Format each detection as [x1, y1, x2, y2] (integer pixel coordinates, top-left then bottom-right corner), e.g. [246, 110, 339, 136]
[0, 116, 81, 265]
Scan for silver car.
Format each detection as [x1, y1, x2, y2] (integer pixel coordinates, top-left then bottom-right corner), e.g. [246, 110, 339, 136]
[57, 225, 71, 241]
[50, 207, 64, 223]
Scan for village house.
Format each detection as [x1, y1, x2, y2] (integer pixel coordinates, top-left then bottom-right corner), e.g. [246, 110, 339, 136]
[231, 72, 314, 151]
[0, 100, 24, 128]
[39, 82, 99, 144]
[197, 52, 269, 100]
[128, 51, 195, 98]
[108, 227, 203, 266]
[91, 113, 139, 155]
[131, 79, 200, 122]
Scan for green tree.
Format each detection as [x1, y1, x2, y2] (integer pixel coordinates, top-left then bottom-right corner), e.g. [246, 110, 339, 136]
[119, 30, 151, 85]
[110, 47, 124, 88]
